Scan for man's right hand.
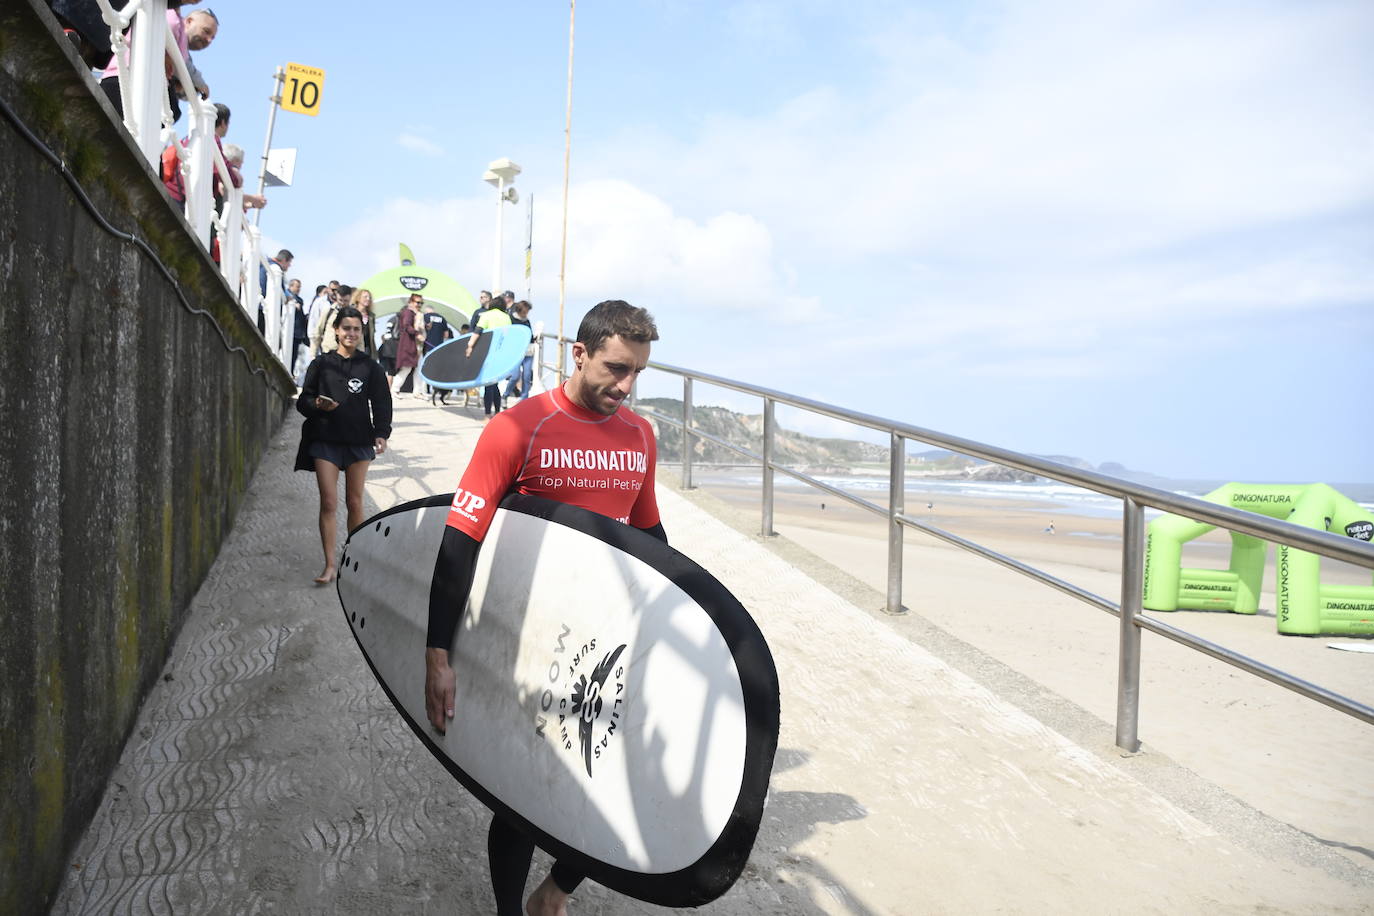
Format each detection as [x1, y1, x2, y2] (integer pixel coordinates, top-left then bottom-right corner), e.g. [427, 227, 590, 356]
[425, 647, 456, 734]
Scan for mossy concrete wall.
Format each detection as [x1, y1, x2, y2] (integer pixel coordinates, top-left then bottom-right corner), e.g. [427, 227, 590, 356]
[0, 3, 294, 912]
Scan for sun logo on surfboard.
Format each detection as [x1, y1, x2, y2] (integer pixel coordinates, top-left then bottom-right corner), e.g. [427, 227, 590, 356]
[567, 643, 627, 777]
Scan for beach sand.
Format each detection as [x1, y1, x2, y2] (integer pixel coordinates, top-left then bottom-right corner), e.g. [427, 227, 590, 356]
[686, 474, 1374, 869]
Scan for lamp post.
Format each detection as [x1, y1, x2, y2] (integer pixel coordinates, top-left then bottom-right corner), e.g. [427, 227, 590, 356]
[484, 158, 522, 294]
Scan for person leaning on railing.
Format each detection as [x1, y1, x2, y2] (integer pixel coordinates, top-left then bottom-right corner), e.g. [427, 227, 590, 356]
[158, 105, 265, 216]
[98, 3, 218, 122]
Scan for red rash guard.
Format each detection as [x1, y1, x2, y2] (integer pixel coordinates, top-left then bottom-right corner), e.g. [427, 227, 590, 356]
[446, 383, 660, 540]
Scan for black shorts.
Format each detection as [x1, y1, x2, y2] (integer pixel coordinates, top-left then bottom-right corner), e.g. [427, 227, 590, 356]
[308, 441, 375, 469]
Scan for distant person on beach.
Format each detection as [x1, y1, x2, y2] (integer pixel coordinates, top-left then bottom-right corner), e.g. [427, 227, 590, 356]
[1044, 522, 1055, 534]
[295, 306, 391, 585]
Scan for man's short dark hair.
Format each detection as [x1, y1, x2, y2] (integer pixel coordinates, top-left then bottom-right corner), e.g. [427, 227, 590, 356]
[276, 249, 294, 262]
[336, 284, 353, 298]
[214, 103, 230, 129]
[332, 306, 362, 329]
[577, 300, 658, 356]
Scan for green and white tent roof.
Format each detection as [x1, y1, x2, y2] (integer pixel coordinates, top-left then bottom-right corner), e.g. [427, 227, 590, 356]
[357, 251, 480, 328]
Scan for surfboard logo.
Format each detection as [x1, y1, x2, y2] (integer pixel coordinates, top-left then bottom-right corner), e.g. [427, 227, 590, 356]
[571, 643, 627, 777]
[537, 633, 628, 778]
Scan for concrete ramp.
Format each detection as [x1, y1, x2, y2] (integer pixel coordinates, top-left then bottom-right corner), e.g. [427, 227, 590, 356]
[52, 401, 1372, 914]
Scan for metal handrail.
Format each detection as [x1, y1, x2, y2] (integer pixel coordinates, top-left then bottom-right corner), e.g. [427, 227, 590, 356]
[536, 339, 1374, 748]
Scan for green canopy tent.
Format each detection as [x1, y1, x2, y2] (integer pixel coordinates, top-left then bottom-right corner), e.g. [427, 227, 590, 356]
[356, 255, 480, 332]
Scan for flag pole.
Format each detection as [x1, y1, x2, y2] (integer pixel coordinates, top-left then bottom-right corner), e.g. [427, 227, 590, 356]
[254, 66, 284, 227]
[524, 192, 534, 302]
[557, 0, 576, 382]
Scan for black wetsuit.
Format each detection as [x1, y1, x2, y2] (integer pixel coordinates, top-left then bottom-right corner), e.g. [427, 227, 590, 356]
[427, 388, 667, 914]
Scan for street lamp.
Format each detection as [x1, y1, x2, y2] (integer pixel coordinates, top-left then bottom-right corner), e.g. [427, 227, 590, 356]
[484, 158, 522, 294]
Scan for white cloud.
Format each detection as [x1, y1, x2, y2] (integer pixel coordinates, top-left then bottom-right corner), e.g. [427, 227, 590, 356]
[290, 179, 820, 328]
[579, 0, 1374, 336]
[395, 133, 444, 157]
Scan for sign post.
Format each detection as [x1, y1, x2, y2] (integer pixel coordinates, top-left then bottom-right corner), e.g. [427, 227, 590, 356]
[255, 62, 326, 226]
[254, 67, 284, 226]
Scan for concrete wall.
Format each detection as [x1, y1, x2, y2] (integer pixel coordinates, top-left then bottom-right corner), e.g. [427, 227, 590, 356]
[0, 4, 294, 912]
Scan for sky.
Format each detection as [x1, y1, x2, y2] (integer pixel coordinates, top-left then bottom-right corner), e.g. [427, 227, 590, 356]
[199, 0, 1373, 482]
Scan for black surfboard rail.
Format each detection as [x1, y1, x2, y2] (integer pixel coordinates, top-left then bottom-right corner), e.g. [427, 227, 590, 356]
[339, 492, 781, 907]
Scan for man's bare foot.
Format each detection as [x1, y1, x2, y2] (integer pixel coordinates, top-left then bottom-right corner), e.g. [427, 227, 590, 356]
[525, 875, 570, 916]
[313, 566, 337, 585]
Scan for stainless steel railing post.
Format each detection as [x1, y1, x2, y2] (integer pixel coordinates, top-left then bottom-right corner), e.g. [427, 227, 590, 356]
[886, 432, 906, 614]
[762, 399, 776, 536]
[631, 359, 1374, 731]
[1116, 497, 1145, 752]
[682, 377, 694, 489]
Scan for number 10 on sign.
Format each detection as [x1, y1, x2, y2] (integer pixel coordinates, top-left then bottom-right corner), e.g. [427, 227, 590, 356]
[282, 63, 325, 116]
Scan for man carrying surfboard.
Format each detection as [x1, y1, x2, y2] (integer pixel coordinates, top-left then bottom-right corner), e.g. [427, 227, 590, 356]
[425, 300, 664, 916]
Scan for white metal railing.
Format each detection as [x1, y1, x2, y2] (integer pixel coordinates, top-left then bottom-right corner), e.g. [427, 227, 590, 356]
[93, 0, 293, 373]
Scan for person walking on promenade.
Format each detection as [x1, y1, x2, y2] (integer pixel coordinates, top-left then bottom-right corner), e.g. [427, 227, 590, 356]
[287, 278, 309, 383]
[313, 284, 350, 356]
[422, 302, 453, 403]
[464, 294, 510, 417]
[352, 288, 377, 359]
[502, 300, 536, 405]
[425, 299, 664, 916]
[295, 306, 392, 585]
[391, 293, 425, 397]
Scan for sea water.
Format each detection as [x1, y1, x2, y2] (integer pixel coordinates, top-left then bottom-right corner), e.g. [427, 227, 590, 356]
[692, 469, 1374, 520]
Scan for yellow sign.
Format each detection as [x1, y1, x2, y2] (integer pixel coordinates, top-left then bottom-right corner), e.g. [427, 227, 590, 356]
[281, 62, 325, 117]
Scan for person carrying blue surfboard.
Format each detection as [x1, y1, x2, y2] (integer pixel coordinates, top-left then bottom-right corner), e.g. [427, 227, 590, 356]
[426, 300, 666, 916]
[464, 296, 515, 418]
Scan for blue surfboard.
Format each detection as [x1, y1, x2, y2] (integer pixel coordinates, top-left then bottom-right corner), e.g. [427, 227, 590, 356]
[336, 493, 780, 906]
[420, 324, 532, 390]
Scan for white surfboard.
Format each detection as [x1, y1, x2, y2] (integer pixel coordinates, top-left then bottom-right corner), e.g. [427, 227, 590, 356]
[336, 493, 779, 906]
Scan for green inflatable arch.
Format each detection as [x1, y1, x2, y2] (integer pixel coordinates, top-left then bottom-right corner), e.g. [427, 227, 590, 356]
[355, 247, 480, 330]
[1142, 483, 1374, 635]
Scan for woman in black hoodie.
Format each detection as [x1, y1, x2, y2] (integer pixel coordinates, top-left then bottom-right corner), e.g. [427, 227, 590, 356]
[296, 306, 393, 584]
